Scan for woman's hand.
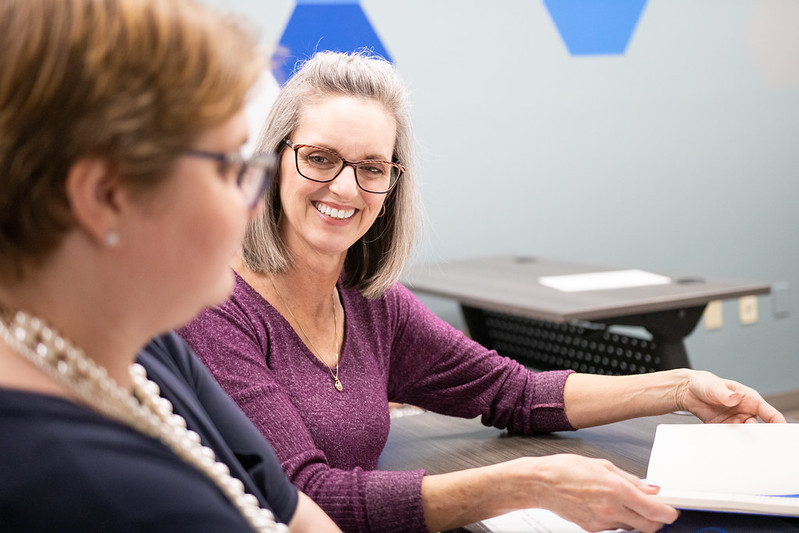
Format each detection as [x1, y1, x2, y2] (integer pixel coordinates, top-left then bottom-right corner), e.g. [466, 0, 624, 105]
[675, 370, 786, 424]
[519, 454, 679, 533]
[422, 455, 679, 533]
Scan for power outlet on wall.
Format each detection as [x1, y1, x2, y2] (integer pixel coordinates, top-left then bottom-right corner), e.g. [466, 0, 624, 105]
[739, 296, 758, 325]
[704, 300, 723, 330]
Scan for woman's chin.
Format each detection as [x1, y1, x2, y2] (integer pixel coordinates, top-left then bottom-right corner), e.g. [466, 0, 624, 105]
[307, 233, 361, 257]
[168, 279, 234, 332]
[213, 271, 236, 300]
[196, 271, 236, 311]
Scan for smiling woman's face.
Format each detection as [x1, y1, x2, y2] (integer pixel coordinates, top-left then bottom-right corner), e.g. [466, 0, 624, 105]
[278, 95, 396, 261]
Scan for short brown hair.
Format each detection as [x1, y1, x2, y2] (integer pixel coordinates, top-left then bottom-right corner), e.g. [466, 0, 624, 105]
[0, 0, 264, 281]
[243, 51, 421, 299]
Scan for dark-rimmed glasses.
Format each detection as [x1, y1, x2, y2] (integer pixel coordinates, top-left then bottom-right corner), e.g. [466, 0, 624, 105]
[283, 139, 403, 194]
[185, 149, 277, 207]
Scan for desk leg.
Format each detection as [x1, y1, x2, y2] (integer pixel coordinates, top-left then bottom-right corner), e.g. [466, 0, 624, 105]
[652, 338, 691, 369]
[612, 305, 706, 371]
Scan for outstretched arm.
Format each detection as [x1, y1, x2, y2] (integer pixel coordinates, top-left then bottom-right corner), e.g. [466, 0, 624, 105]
[562, 369, 785, 429]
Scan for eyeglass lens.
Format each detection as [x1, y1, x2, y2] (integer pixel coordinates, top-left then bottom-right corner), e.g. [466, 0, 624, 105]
[183, 149, 275, 207]
[295, 145, 400, 193]
[237, 156, 276, 207]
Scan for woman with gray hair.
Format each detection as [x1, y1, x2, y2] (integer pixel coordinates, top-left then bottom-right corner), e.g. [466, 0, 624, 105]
[179, 51, 784, 533]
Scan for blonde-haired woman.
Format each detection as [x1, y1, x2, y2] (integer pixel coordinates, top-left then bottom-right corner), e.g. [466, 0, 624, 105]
[0, 1, 340, 531]
[180, 51, 785, 533]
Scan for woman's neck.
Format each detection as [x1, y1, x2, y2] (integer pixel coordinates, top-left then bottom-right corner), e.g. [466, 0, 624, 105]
[233, 253, 343, 309]
[0, 340, 75, 398]
[0, 268, 141, 393]
[233, 255, 345, 368]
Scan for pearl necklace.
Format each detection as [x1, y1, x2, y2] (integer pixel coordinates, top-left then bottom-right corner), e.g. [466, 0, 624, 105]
[269, 277, 343, 392]
[0, 308, 287, 533]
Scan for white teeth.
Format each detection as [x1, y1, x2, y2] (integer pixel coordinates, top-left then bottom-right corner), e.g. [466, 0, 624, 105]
[314, 202, 355, 220]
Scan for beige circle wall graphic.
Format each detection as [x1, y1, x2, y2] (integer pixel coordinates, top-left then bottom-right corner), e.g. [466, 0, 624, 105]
[746, 0, 799, 87]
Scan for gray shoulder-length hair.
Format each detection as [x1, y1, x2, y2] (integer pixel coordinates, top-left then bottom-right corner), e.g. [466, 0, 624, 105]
[242, 50, 420, 299]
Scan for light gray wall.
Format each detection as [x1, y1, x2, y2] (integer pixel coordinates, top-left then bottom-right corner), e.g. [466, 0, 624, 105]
[206, 0, 799, 396]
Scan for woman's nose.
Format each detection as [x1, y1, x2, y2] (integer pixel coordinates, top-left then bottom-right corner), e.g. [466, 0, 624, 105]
[330, 163, 360, 198]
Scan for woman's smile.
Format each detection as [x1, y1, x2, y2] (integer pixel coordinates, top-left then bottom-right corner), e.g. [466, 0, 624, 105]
[313, 201, 356, 220]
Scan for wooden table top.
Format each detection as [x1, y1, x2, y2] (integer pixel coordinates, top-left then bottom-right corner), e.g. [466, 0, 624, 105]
[403, 255, 770, 323]
[379, 410, 699, 480]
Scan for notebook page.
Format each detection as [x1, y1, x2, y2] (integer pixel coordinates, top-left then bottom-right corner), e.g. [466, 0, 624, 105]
[646, 424, 799, 495]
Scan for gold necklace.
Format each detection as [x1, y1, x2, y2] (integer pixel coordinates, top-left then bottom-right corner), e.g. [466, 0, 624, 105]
[0, 307, 286, 533]
[268, 277, 342, 392]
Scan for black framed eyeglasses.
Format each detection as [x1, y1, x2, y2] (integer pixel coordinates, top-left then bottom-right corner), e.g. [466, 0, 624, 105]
[283, 139, 403, 194]
[185, 149, 277, 207]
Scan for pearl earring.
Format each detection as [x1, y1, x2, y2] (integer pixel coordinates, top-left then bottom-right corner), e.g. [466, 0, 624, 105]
[104, 231, 120, 247]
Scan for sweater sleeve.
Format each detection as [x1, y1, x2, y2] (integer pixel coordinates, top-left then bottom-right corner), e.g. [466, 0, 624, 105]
[178, 301, 428, 533]
[385, 283, 576, 434]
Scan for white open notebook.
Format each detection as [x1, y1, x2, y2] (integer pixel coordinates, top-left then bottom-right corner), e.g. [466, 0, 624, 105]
[646, 423, 799, 517]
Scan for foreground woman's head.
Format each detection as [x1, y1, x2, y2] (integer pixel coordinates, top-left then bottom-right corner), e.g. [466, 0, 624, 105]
[0, 0, 272, 329]
[0, 0, 264, 281]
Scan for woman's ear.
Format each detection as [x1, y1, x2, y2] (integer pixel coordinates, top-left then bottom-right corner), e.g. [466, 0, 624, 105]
[64, 158, 123, 247]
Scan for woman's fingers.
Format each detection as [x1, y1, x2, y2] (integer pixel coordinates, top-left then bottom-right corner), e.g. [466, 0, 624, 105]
[682, 371, 786, 423]
[535, 455, 678, 532]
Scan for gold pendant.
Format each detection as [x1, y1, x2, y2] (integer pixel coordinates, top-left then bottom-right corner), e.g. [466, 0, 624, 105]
[334, 377, 343, 392]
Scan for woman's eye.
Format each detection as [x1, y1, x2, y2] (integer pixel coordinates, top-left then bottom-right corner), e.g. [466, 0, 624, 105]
[307, 154, 330, 165]
[361, 164, 386, 177]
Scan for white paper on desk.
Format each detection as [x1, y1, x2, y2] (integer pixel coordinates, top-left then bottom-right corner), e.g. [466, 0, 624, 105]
[481, 508, 627, 533]
[646, 423, 799, 495]
[538, 270, 670, 292]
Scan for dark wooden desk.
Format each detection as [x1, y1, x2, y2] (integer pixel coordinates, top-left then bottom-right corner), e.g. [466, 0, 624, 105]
[378, 411, 799, 532]
[379, 411, 695, 480]
[403, 255, 771, 372]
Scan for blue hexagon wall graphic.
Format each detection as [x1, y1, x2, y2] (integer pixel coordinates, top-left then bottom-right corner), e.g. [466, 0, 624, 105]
[273, 1, 392, 84]
[544, 0, 647, 56]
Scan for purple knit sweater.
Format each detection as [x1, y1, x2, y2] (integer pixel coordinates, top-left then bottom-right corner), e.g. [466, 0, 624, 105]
[178, 272, 574, 532]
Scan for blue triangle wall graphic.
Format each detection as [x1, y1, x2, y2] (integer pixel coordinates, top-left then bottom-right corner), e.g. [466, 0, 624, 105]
[544, 0, 647, 56]
[274, 2, 392, 84]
